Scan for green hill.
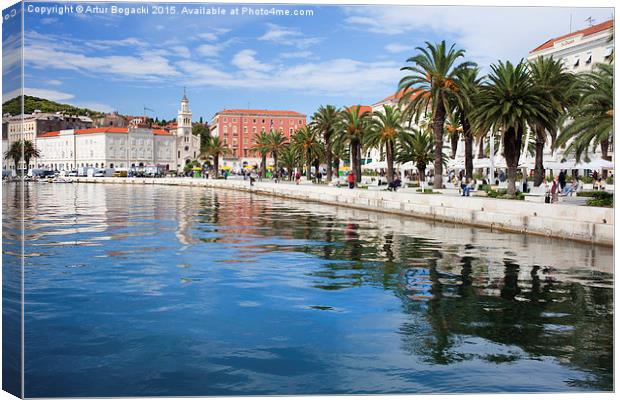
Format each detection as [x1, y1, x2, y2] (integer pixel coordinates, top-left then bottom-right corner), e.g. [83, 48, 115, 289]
[2, 95, 104, 117]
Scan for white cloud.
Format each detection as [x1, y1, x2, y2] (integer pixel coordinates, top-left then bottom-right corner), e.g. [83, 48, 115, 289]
[344, 6, 614, 68]
[172, 46, 191, 59]
[47, 79, 62, 86]
[196, 44, 221, 57]
[195, 29, 230, 42]
[231, 50, 273, 72]
[279, 50, 315, 59]
[178, 56, 402, 98]
[258, 23, 320, 49]
[385, 43, 411, 54]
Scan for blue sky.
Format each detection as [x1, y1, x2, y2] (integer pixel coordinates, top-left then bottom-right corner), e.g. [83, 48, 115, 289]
[2, 1, 614, 122]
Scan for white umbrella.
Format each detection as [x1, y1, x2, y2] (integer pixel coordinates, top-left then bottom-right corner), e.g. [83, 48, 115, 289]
[447, 158, 465, 169]
[474, 158, 507, 168]
[574, 158, 615, 170]
[544, 160, 576, 170]
[400, 161, 415, 170]
[361, 160, 388, 170]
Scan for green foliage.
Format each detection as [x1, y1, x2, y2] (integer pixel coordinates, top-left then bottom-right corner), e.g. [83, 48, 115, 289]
[606, 176, 614, 184]
[580, 175, 594, 184]
[2, 95, 103, 116]
[586, 191, 613, 207]
[415, 188, 435, 194]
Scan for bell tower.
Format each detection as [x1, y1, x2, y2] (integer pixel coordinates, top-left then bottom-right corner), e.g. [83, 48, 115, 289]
[176, 87, 192, 136]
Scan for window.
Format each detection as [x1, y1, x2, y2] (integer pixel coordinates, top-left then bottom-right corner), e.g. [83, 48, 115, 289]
[299, 120, 303, 124]
[232, 126, 238, 134]
[585, 53, 592, 64]
[290, 128, 294, 134]
[233, 118, 237, 123]
[243, 127, 248, 133]
[604, 47, 613, 60]
[224, 126, 228, 134]
[224, 117, 228, 123]
[573, 56, 579, 67]
[262, 119, 265, 123]
[243, 138, 248, 145]
[253, 119, 256, 123]
[252, 127, 257, 133]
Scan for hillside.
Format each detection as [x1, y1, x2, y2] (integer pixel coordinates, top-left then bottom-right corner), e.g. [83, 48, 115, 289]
[2, 95, 103, 117]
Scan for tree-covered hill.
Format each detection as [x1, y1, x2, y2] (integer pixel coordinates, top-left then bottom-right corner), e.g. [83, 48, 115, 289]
[2, 95, 104, 117]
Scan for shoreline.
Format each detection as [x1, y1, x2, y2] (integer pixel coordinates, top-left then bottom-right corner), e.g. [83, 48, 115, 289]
[58, 177, 613, 246]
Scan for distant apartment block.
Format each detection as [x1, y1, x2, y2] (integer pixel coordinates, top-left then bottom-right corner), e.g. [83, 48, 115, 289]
[210, 109, 307, 168]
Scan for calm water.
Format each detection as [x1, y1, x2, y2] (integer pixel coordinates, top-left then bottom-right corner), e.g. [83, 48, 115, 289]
[2, 182, 614, 397]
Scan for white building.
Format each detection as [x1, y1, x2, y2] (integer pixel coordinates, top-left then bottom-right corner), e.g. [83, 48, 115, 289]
[35, 126, 176, 171]
[527, 19, 614, 72]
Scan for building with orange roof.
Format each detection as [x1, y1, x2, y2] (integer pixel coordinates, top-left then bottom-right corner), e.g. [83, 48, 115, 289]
[210, 108, 307, 168]
[528, 19, 613, 73]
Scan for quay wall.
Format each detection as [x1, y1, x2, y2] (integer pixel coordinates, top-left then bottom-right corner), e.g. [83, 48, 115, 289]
[67, 177, 614, 246]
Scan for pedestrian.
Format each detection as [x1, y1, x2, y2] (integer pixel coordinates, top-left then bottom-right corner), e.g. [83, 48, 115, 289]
[558, 170, 566, 190]
[295, 170, 301, 185]
[551, 175, 559, 203]
[347, 171, 355, 189]
[316, 170, 322, 183]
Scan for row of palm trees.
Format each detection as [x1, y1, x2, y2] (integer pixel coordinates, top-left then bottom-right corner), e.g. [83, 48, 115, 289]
[398, 40, 613, 196]
[195, 40, 613, 196]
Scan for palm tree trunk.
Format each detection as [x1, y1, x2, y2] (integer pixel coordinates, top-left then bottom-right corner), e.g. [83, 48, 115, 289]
[533, 125, 545, 187]
[450, 132, 459, 159]
[273, 152, 278, 175]
[334, 157, 340, 179]
[601, 138, 611, 179]
[213, 155, 219, 178]
[477, 135, 485, 158]
[325, 132, 332, 182]
[306, 150, 312, 181]
[433, 98, 446, 188]
[417, 164, 426, 184]
[350, 141, 360, 186]
[503, 126, 523, 197]
[463, 114, 473, 179]
[261, 154, 266, 177]
[386, 142, 394, 183]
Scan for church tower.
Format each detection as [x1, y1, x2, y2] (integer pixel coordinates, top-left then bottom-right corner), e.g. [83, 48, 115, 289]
[174, 88, 200, 171]
[176, 88, 192, 136]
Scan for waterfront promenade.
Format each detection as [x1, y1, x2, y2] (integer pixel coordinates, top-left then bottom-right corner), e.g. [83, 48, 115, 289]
[64, 177, 613, 246]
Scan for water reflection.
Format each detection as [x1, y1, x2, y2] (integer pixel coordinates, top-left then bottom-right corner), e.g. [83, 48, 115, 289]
[2, 182, 613, 397]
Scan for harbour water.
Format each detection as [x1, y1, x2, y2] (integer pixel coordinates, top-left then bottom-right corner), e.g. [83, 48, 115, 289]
[2, 182, 614, 396]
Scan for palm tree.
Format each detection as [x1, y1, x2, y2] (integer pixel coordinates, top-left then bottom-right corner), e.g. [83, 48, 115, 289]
[366, 105, 407, 183]
[251, 131, 270, 177]
[473, 60, 551, 197]
[311, 105, 340, 182]
[338, 106, 370, 184]
[445, 114, 462, 159]
[279, 144, 298, 181]
[200, 135, 230, 178]
[454, 65, 482, 179]
[331, 136, 349, 180]
[292, 125, 323, 181]
[556, 63, 613, 167]
[23, 140, 40, 170]
[396, 130, 436, 184]
[265, 129, 288, 172]
[528, 56, 575, 186]
[399, 40, 474, 188]
[4, 141, 22, 171]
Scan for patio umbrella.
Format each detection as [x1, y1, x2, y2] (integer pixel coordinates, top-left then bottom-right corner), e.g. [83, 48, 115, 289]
[574, 158, 615, 170]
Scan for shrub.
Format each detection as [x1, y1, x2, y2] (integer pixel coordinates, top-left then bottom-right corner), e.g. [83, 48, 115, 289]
[577, 191, 598, 197]
[606, 176, 614, 184]
[415, 188, 434, 194]
[580, 175, 594, 184]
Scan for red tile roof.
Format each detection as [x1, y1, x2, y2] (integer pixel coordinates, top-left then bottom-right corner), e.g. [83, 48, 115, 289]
[373, 88, 423, 106]
[38, 131, 61, 138]
[218, 109, 306, 117]
[530, 19, 613, 53]
[346, 105, 372, 115]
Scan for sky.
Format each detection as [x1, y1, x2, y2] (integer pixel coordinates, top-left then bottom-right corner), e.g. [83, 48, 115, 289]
[2, 1, 615, 122]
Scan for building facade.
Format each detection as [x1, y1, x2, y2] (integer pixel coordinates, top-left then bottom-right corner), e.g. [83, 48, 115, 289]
[210, 109, 307, 168]
[528, 19, 614, 72]
[35, 127, 176, 171]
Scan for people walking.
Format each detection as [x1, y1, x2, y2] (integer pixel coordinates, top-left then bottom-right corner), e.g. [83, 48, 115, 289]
[558, 170, 566, 190]
[295, 170, 301, 185]
[347, 171, 355, 189]
[551, 176, 559, 203]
